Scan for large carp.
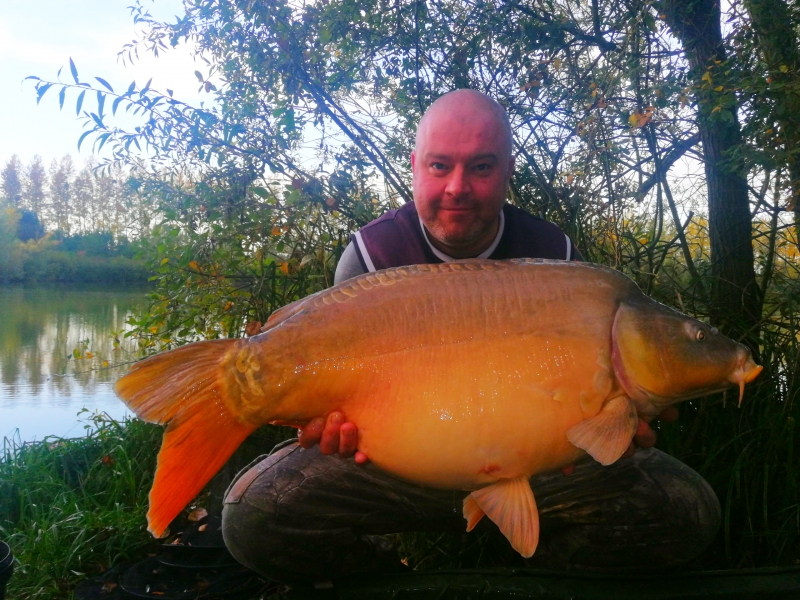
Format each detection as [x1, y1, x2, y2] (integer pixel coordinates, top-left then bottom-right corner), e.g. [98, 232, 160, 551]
[115, 259, 762, 557]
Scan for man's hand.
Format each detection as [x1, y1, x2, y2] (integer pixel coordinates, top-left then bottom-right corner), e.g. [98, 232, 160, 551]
[621, 405, 679, 459]
[298, 411, 369, 464]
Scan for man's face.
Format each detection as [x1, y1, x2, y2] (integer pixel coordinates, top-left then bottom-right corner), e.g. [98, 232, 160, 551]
[411, 106, 514, 255]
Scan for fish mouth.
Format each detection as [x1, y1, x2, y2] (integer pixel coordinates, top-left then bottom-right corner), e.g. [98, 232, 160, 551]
[727, 353, 763, 406]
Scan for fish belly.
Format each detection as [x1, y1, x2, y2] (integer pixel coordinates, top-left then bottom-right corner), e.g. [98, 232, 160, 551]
[240, 261, 623, 488]
[259, 332, 611, 490]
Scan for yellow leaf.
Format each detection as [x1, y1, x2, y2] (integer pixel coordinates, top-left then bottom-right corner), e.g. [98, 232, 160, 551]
[271, 227, 281, 236]
[712, 106, 722, 113]
[102, 360, 109, 367]
[189, 261, 200, 271]
[85, 352, 94, 359]
[628, 114, 639, 126]
[702, 71, 712, 83]
[280, 262, 290, 275]
[780, 65, 789, 73]
[161, 258, 169, 265]
[553, 57, 562, 70]
[714, 86, 724, 92]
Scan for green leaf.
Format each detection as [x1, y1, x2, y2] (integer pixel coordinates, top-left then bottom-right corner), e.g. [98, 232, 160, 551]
[97, 91, 105, 117]
[69, 57, 79, 83]
[77, 130, 92, 151]
[95, 77, 114, 92]
[252, 186, 270, 198]
[97, 132, 111, 151]
[91, 112, 104, 128]
[76, 90, 85, 115]
[195, 70, 204, 82]
[112, 95, 123, 115]
[36, 83, 53, 104]
[59, 86, 66, 110]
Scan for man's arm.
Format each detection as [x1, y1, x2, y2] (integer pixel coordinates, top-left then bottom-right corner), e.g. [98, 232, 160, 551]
[334, 243, 367, 285]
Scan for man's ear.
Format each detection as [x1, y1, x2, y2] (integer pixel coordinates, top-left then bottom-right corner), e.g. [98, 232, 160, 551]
[411, 151, 417, 172]
[506, 155, 515, 181]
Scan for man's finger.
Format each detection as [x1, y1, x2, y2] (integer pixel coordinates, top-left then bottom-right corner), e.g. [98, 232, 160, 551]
[338, 422, 358, 457]
[298, 417, 325, 449]
[319, 412, 344, 454]
[658, 405, 679, 423]
[354, 451, 370, 465]
[633, 418, 657, 449]
[621, 441, 636, 459]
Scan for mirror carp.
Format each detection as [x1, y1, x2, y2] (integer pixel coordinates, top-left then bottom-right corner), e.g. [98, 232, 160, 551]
[115, 259, 762, 557]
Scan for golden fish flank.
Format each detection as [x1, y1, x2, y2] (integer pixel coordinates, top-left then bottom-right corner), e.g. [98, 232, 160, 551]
[114, 259, 763, 559]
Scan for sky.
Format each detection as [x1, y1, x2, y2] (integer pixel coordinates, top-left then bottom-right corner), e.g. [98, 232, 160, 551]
[0, 0, 206, 170]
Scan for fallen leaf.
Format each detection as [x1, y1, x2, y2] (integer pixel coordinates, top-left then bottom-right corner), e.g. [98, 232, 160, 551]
[245, 321, 262, 337]
[188, 507, 208, 522]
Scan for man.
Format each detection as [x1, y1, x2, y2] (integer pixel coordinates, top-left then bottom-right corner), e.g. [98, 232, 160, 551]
[221, 90, 719, 583]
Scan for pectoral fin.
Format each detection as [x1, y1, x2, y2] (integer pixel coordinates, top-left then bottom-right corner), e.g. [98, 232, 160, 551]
[464, 476, 539, 558]
[566, 395, 638, 465]
[463, 494, 485, 531]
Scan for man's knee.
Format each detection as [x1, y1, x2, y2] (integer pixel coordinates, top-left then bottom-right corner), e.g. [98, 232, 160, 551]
[640, 449, 721, 561]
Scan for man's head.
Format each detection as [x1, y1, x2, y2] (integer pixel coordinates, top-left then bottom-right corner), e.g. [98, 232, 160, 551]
[411, 89, 514, 258]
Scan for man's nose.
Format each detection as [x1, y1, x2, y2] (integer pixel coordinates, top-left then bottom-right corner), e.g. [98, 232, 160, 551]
[444, 166, 470, 197]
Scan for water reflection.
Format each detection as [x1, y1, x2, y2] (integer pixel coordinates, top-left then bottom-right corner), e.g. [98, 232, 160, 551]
[0, 285, 146, 441]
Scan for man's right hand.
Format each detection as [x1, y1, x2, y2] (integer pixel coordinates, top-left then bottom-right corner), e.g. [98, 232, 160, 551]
[298, 411, 369, 464]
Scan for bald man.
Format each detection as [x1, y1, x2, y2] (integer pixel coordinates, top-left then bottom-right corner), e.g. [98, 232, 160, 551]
[221, 91, 720, 584]
[334, 89, 580, 285]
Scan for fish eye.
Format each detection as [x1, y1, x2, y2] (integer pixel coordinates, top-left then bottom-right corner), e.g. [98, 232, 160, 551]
[696, 329, 706, 341]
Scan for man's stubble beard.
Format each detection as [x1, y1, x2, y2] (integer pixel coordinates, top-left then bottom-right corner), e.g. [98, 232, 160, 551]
[424, 213, 500, 254]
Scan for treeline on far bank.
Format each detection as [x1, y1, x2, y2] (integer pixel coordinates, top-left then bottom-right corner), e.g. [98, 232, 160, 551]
[0, 208, 150, 285]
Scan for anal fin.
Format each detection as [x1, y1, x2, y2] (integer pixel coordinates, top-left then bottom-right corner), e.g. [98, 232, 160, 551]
[466, 476, 539, 558]
[566, 395, 638, 465]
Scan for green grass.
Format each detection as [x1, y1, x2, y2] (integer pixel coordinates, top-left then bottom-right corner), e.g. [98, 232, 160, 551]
[0, 413, 161, 599]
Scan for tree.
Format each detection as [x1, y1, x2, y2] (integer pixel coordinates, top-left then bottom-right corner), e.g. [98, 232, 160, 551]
[659, 0, 760, 342]
[24, 155, 46, 218]
[48, 155, 75, 234]
[17, 210, 45, 242]
[739, 0, 800, 245]
[1, 155, 23, 207]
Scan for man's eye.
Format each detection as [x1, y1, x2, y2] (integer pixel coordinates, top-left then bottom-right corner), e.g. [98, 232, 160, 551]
[431, 163, 447, 170]
[474, 163, 491, 172]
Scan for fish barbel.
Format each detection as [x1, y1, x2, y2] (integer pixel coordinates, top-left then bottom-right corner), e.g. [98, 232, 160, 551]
[115, 259, 762, 557]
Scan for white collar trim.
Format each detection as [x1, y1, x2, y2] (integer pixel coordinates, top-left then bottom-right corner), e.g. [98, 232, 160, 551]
[418, 209, 505, 262]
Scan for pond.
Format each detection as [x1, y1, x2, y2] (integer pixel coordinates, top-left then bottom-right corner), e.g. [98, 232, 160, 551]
[0, 285, 147, 443]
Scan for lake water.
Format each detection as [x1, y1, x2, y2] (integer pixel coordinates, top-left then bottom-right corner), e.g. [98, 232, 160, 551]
[0, 285, 147, 443]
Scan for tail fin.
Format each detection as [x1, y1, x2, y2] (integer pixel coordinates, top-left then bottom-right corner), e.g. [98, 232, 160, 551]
[115, 339, 257, 537]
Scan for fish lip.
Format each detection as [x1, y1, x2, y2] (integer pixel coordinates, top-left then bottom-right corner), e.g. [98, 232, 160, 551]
[727, 353, 763, 406]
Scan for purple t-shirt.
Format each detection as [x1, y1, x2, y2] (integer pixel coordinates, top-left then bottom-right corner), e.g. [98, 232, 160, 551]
[347, 202, 581, 275]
